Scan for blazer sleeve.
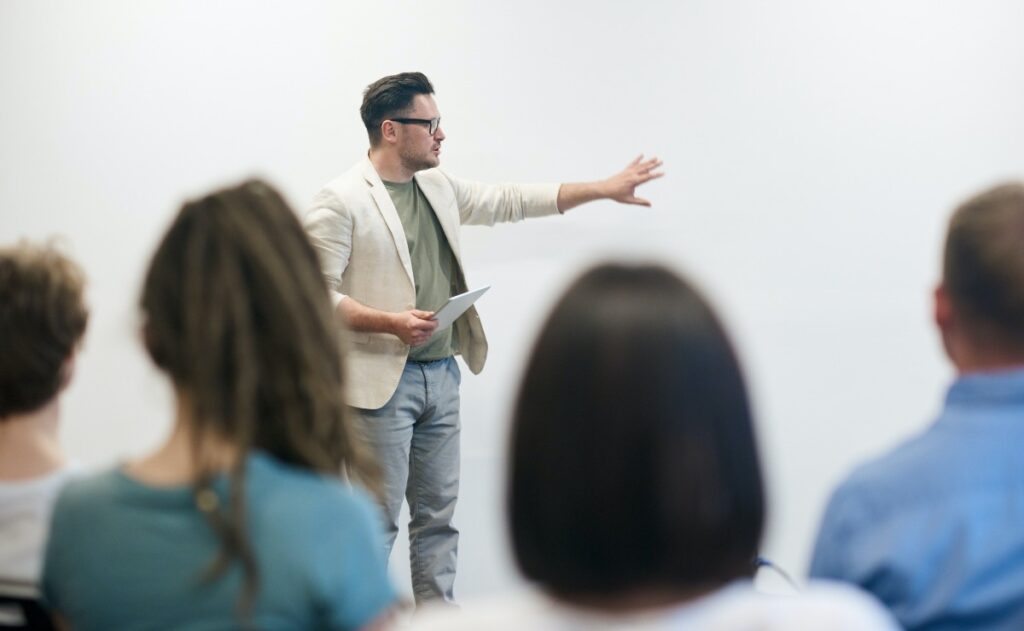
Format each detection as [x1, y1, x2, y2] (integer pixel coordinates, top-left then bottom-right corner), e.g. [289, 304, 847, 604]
[441, 171, 561, 226]
[303, 190, 353, 310]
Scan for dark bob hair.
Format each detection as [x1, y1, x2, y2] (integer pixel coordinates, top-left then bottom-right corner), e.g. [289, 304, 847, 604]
[509, 263, 765, 598]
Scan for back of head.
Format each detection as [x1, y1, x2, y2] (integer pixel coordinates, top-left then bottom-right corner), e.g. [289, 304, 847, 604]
[140, 179, 370, 477]
[360, 71, 434, 146]
[0, 241, 88, 419]
[140, 178, 378, 613]
[943, 182, 1024, 356]
[509, 263, 764, 600]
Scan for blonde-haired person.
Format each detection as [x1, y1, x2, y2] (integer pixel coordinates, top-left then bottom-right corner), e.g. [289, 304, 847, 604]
[42, 181, 396, 630]
[412, 263, 896, 630]
[0, 242, 87, 585]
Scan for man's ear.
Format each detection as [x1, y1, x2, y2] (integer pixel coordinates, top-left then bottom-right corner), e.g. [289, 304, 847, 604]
[934, 283, 953, 334]
[933, 283, 962, 367]
[380, 120, 398, 143]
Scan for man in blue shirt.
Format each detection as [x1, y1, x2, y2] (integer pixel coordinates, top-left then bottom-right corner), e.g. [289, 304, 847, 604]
[809, 182, 1024, 630]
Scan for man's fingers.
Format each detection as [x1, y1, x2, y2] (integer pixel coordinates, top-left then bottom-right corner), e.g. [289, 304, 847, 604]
[627, 196, 652, 207]
[401, 310, 439, 347]
[636, 158, 662, 174]
[408, 330, 434, 346]
[625, 155, 661, 170]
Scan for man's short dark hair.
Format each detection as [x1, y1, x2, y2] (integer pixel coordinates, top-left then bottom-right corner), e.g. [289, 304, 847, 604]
[360, 72, 435, 147]
[0, 241, 88, 418]
[509, 263, 765, 599]
[944, 182, 1024, 354]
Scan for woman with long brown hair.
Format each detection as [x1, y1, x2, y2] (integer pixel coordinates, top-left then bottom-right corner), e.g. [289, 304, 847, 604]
[42, 180, 395, 630]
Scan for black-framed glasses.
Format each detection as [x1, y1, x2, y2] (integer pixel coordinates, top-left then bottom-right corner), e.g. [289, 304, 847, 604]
[390, 117, 441, 135]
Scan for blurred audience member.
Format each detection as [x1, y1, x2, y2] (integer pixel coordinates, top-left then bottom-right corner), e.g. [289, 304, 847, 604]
[811, 182, 1024, 630]
[0, 241, 87, 584]
[42, 180, 396, 630]
[414, 263, 896, 630]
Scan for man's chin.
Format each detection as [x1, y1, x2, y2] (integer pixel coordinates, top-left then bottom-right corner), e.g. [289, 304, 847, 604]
[404, 157, 440, 173]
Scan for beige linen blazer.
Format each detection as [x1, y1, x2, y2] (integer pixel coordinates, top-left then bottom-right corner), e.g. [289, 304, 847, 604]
[304, 157, 560, 409]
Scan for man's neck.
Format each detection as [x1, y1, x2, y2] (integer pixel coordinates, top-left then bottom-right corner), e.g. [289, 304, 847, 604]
[941, 315, 1024, 376]
[368, 147, 415, 183]
[955, 358, 1024, 376]
[951, 341, 1024, 375]
[0, 399, 66, 481]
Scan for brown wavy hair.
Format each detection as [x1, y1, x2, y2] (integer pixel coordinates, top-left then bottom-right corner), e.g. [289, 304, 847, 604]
[0, 240, 88, 418]
[140, 179, 378, 611]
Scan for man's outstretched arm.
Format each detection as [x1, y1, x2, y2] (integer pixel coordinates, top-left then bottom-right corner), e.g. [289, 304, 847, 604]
[556, 154, 664, 212]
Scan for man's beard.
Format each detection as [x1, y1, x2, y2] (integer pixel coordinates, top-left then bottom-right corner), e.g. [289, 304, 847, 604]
[399, 147, 439, 173]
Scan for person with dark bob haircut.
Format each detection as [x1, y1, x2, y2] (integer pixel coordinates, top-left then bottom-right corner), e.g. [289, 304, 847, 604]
[41, 180, 396, 630]
[412, 263, 896, 629]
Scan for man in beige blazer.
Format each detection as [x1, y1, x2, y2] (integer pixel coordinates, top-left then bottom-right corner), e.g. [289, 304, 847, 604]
[304, 72, 662, 604]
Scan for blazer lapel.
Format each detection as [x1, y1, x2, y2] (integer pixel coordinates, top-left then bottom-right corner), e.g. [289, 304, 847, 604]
[361, 159, 415, 286]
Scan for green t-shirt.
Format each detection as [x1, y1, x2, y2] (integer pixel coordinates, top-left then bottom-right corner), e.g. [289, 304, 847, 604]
[383, 178, 457, 361]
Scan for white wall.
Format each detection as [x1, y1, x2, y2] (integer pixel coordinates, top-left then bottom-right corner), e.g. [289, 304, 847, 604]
[2, 0, 1023, 601]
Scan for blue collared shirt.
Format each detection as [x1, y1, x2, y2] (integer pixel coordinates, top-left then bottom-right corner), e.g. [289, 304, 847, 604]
[810, 367, 1024, 630]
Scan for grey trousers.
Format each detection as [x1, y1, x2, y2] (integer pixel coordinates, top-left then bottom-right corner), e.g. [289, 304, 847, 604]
[354, 357, 461, 604]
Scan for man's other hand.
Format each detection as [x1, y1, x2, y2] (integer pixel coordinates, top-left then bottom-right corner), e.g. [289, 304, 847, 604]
[392, 309, 438, 346]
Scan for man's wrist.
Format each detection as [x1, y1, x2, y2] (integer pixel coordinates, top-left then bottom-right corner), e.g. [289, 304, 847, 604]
[379, 311, 394, 336]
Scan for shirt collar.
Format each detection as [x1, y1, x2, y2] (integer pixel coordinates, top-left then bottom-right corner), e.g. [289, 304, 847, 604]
[945, 366, 1024, 408]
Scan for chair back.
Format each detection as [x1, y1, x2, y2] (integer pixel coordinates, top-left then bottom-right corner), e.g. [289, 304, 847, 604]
[0, 578, 56, 631]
